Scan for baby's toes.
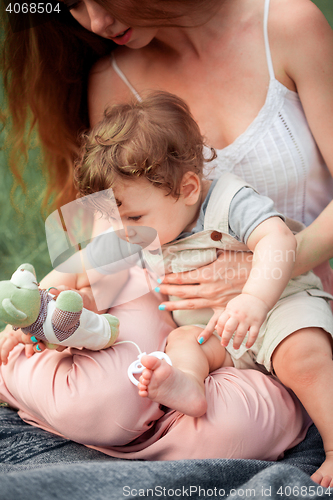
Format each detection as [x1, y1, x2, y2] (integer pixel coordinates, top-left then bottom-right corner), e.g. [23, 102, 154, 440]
[138, 385, 148, 397]
[311, 471, 333, 488]
[138, 380, 147, 391]
[139, 373, 150, 386]
[320, 475, 333, 489]
[311, 471, 323, 485]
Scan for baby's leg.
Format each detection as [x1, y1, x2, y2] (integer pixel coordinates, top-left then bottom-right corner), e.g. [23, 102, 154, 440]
[272, 328, 333, 488]
[138, 325, 232, 417]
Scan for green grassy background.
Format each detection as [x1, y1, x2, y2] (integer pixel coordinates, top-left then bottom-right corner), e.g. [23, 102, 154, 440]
[0, 0, 332, 322]
[315, 0, 333, 26]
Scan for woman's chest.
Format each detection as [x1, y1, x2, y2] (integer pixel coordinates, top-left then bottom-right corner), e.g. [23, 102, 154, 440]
[112, 27, 273, 148]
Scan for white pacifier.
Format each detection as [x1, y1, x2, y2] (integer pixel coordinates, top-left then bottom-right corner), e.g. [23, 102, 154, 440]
[127, 351, 172, 387]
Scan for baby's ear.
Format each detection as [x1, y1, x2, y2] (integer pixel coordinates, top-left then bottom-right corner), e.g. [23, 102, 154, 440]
[17, 263, 36, 278]
[181, 171, 201, 205]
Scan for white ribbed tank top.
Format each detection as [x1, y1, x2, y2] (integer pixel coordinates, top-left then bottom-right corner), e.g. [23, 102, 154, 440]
[111, 0, 333, 225]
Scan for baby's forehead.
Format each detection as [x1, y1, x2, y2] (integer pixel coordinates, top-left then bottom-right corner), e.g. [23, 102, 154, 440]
[114, 178, 164, 205]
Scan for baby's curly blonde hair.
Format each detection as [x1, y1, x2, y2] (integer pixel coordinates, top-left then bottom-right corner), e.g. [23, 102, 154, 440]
[74, 91, 216, 205]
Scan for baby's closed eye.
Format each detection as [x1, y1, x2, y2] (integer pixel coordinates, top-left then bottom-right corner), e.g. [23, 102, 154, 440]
[128, 216, 142, 222]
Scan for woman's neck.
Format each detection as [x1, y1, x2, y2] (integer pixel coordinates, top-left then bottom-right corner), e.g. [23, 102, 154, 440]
[152, 0, 242, 58]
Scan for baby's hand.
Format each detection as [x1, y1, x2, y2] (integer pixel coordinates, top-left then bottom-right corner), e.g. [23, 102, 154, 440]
[216, 294, 269, 349]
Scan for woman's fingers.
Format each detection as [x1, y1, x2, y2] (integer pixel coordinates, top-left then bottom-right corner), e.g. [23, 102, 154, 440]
[47, 285, 69, 297]
[159, 297, 221, 312]
[157, 282, 240, 303]
[157, 274, 243, 303]
[154, 250, 252, 311]
[161, 251, 252, 285]
[55, 345, 67, 352]
[23, 334, 46, 354]
[161, 270, 222, 286]
[25, 340, 65, 356]
[23, 333, 59, 355]
[157, 283, 201, 298]
[24, 344, 35, 358]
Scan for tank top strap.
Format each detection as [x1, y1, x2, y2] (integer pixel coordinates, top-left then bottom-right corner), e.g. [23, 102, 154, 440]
[263, 0, 275, 81]
[110, 53, 142, 102]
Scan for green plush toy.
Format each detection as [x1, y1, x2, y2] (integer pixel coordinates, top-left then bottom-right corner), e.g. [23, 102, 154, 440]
[0, 263, 119, 350]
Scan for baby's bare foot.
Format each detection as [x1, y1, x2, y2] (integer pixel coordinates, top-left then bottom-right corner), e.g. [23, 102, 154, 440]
[311, 454, 333, 488]
[138, 355, 207, 417]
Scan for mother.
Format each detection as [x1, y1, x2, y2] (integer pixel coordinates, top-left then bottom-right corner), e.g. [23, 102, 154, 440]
[3, 0, 333, 296]
[0, 0, 332, 480]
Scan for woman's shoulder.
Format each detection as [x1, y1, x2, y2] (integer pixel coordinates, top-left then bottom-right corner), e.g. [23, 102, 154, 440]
[267, 0, 332, 83]
[269, 0, 330, 39]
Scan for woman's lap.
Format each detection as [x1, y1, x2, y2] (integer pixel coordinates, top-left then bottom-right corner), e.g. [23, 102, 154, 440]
[0, 357, 309, 461]
[101, 367, 310, 461]
[0, 268, 310, 461]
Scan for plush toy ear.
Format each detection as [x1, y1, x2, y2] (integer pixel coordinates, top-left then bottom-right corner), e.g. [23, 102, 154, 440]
[17, 263, 36, 278]
[2, 298, 28, 321]
[11, 264, 38, 290]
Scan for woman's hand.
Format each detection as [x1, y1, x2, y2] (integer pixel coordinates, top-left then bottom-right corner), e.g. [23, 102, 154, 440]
[157, 251, 253, 311]
[0, 324, 50, 364]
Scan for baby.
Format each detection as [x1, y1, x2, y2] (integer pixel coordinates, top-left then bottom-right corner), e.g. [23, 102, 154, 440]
[74, 91, 333, 482]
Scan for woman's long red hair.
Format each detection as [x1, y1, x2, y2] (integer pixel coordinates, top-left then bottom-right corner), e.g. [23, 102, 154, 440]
[0, 0, 219, 210]
[1, 4, 113, 210]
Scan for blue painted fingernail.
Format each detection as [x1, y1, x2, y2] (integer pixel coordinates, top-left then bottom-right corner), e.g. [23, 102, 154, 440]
[157, 278, 162, 284]
[154, 287, 160, 293]
[199, 337, 204, 345]
[31, 336, 38, 343]
[158, 305, 166, 311]
[36, 345, 42, 352]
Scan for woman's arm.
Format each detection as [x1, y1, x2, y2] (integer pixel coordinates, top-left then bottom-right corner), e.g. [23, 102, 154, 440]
[281, 1, 333, 179]
[275, 0, 333, 276]
[293, 201, 333, 277]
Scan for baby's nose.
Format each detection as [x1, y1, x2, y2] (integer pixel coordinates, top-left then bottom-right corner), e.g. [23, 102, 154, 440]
[126, 227, 137, 238]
